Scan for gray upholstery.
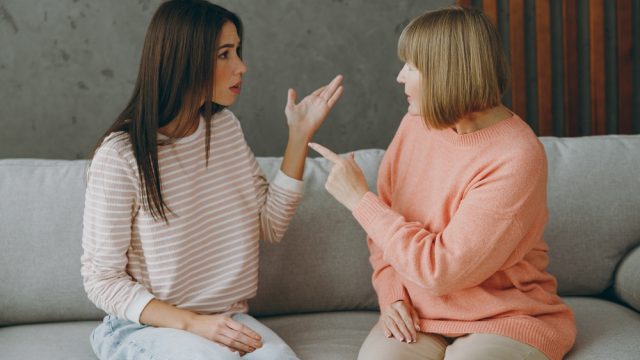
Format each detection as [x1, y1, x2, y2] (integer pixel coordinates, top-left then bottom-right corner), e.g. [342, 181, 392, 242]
[0, 160, 104, 325]
[1, 135, 640, 359]
[250, 150, 383, 316]
[615, 245, 640, 312]
[540, 136, 640, 296]
[564, 297, 640, 359]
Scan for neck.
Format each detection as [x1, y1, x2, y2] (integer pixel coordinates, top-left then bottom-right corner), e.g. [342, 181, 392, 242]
[453, 105, 513, 135]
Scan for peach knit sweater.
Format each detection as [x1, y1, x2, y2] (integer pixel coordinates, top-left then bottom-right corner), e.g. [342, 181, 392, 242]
[352, 113, 576, 360]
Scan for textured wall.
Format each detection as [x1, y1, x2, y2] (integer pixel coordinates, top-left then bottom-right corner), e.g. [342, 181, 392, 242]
[0, 0, 449, 159]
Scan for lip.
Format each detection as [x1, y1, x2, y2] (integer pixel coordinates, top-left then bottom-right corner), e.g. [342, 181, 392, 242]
[230, 81, 242, 94]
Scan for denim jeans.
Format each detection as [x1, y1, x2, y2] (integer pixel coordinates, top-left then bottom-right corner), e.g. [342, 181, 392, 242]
[90, 313, 299, 360]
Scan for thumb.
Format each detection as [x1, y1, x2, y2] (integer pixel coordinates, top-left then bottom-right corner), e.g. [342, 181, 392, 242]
[287, 88, 297, 108]
[410, 306, 420, 331]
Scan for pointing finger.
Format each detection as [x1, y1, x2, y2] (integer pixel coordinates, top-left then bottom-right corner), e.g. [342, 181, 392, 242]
[308, 143, 341, 164]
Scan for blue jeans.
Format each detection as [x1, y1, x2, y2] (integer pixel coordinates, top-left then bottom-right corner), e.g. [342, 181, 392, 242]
[91, 313, 299, 360]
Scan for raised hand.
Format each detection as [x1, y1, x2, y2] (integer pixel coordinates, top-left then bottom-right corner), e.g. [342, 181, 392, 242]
[285, 75, 344, 142]
[307, 142, 368, 211]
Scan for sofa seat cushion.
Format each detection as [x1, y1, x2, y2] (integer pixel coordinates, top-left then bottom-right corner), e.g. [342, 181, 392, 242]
[0, 321, 98, 360]
[564, 297, 640, 359]
[261, 311, 378, 359]
[1, 302, 639, 360]
[0, 313, 379, 360]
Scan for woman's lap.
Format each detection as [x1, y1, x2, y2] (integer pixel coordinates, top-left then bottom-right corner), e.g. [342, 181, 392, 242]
[358, 323, 548, 360]
[90, 313, 298, 360]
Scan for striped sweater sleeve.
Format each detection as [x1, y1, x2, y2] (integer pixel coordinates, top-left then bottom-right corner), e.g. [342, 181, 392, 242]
[234, 119, 304, 243]
[80, 139, 154, 322]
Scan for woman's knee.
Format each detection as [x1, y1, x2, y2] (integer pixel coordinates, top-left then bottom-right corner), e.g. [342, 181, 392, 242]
[247, 342, 299, 360]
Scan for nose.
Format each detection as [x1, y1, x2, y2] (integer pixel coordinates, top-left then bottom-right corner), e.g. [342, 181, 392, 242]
[235, 58, 248, 76]
[396, 65, 405, 84]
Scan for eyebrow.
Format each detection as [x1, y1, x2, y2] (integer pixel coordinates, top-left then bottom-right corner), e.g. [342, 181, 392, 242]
[216, 41, 241, 51]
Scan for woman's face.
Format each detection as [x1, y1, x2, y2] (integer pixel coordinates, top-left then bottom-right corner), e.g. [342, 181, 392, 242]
[213, 21, 247, 106]
[396, 62, 421, 116]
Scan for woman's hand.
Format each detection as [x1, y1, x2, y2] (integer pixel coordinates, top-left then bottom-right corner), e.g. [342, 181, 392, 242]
[307, 142, 368, 211]
[186, 313, 263, 356]
[380, 300, 421, 343]
[285, 75, 344, 142]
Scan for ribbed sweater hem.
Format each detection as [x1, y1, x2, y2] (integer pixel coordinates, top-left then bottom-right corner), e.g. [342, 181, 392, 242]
[420, 317, 573, 360]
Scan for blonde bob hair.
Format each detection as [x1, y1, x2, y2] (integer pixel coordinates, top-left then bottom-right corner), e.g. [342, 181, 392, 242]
[398, 6, 509, 129]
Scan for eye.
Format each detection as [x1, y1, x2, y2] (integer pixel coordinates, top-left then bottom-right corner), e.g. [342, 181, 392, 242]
[218, 51, 228, 60]
[406, 63, 414, 71]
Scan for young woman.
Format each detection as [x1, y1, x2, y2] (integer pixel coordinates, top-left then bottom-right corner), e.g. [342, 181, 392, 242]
[309, 6, 576, 360]
[81, 1, 342, 359]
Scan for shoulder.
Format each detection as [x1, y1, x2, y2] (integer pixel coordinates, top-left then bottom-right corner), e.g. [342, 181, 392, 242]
[503, 116, 547, 172]
[213, 109, 241, 129]
[91, 132, 137, 179]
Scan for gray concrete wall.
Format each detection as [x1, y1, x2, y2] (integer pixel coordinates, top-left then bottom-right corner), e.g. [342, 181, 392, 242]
[0, 0, 449, 159]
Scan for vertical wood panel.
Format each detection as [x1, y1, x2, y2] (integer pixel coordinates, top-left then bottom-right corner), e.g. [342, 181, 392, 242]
[589, 0, 606, 135]
[458, 0, 473, 7]
[536, 0, 553, 135]
[563, 0, 580, 136]
[483, 0, 498, 25]
[617, 0, 633, 134]
[509, 0, 527, 119]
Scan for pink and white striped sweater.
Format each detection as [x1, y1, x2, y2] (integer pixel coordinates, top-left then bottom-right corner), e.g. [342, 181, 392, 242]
[81, 109, 303, 323]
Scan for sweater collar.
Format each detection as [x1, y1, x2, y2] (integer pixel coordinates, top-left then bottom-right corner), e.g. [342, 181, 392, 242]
[435, 114, 522, 147]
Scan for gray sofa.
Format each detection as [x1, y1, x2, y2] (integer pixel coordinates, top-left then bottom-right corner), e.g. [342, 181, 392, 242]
[1, 135, 640, 360]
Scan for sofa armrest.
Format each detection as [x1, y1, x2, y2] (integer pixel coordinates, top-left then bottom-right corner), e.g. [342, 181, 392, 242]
[615, 244, 640, 312]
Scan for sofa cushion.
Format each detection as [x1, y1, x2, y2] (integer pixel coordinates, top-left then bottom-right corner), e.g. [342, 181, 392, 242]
[614, 244, 640, 312]
[2, 300, 639, 360]
[0, 160, 105, 326]
[249, 150, 384, 315]
[262, 312, 378, 360]
[0, 321, 98, 360]
[540, 135, 640, 295]
[564, 297, 640, 359]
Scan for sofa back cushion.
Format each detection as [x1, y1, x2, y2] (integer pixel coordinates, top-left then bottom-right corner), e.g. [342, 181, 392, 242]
[2, 135, 640, 324]
[540, 135, 640, 295]
[249, 150, 383, 316]
[0, 160, 105, 326]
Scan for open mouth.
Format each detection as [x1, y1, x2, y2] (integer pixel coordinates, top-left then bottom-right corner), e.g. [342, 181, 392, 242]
[230, 81, 242, 94]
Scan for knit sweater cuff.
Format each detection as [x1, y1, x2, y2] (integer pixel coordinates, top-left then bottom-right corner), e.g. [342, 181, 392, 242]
[124, 290, 155, 324]
[352, 191, 392, 238]
[272, 169, 304, 194]
[378, 287, 411, 309]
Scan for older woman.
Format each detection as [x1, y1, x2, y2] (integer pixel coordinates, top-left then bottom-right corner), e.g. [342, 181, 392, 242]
[309, 6, 575, 360]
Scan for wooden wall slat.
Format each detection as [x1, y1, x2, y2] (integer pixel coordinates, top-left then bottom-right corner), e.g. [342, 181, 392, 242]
[536, 0, 553, 135]
[483, 0, 498, 26]
[509, 0, 527, 120]
[617, 0, 633, 134]
[563, 0, 580, 136]
[589, 0, 606, 135]
[458, 0, 473, 8]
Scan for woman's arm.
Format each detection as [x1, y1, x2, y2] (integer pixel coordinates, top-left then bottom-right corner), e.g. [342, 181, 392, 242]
[309, 141, 546, 297]
[81, 141, 154, 322]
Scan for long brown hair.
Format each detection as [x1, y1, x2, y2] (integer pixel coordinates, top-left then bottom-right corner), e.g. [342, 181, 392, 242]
[92, 0, 243, 223]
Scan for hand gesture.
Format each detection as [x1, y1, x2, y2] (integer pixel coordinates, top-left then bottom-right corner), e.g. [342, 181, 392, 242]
[308, 142, 368, 211]
[285, 75, 344, 141]
[380, 300, 421, 343]
[186, 314, 263, 356]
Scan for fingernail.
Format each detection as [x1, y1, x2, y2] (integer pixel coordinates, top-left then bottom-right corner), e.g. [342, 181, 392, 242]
[415, 324, 420, 331]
